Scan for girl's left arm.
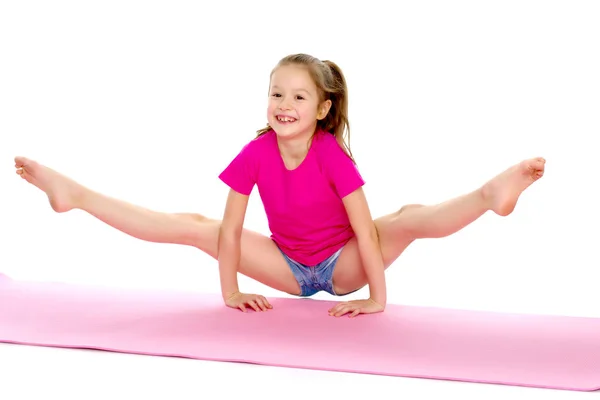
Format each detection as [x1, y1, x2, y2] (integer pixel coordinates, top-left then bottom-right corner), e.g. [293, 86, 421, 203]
[342, 187, 387, 307]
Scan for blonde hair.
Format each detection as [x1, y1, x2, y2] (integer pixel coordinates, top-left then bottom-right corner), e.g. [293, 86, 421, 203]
[256, 53, 354, 163]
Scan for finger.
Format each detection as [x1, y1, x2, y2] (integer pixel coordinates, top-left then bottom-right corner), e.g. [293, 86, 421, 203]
[334, 306, 353, 317]
[255, 298, 268, 311]
[349, 309, 360, 318]
[328, 306, 340, 315]
[248, 300, 260, 312]
[260, 296, 272, 309]
[334, 309, 348, 317]
[329, 302, 348, 315]
[260, 297, 272, 310]
[239, 304, 247, 313]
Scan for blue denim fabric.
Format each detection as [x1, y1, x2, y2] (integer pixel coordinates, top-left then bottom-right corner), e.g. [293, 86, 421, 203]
[277, 245, 344, 297]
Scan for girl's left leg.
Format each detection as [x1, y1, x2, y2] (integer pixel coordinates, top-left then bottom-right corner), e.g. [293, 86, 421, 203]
[332, 157, 545, 295]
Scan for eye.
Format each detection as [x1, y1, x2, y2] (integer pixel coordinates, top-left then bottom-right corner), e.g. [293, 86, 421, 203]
[271, 93, 281, 97]
[296, 95, 305, 100]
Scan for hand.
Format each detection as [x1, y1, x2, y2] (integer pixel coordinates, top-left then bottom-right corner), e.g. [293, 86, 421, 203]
[225, 292, 272, 313]
[328, 298, 384, 318]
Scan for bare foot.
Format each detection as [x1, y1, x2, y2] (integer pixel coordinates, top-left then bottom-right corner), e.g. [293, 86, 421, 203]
[14, 156, 85, 213]
[482, 157, 546, 216]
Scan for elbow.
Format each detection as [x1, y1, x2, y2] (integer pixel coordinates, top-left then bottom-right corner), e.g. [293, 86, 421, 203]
[370, 224, 380, 243]
[367, 222, 380, 243]
[218, 223, 242, 244]
[218, 222, 243, 252]
[355, 223, 380, 247]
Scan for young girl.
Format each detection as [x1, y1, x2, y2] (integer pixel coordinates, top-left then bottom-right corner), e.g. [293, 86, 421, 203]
[14, 53, 545, 318]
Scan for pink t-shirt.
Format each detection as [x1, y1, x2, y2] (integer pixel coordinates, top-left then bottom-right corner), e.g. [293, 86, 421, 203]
[218, 129, 365, 266]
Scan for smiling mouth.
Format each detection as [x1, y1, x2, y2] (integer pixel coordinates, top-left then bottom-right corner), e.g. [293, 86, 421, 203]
[276, 115, 297, 123]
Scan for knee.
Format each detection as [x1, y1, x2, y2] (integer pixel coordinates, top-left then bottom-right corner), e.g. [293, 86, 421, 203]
[397, 203, 424, 215]
[189, 213, 210, 223]
[175, 212, 211, 223]
[392, 204, 425, 239]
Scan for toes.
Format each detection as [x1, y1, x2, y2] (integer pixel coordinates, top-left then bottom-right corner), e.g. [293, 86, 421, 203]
[527, 157, 545, 171]
[530, 167, 544, 180]
[14, 156, 33, 169]
[14, 156, 27, 167]
[16, 168, 36, 184]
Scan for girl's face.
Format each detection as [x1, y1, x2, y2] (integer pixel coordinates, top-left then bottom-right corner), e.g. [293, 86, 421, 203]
[267, 65, 330, 141]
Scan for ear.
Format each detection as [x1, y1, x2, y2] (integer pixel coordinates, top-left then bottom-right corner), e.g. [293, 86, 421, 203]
[317, 99, 332, 120]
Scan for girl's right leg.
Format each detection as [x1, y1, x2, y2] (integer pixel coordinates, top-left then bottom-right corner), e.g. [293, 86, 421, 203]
[14, 156, 302, 296]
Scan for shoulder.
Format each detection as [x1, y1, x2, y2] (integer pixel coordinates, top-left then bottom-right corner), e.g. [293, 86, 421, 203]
[242, 129, 275, 156]
[312, 130, 357, 169]
[313, 129, 338, 149]
[252, 129, 276, 144]
[312, 129, 365, 198]
[218, 130, 277, 195]
[225, 130, 274, 166]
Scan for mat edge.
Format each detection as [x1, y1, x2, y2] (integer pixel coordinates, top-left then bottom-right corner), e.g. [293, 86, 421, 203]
[0, 339, 597, 392]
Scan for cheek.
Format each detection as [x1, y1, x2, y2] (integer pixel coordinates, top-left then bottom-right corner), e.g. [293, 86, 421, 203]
[298, 105, 318, 119]
[267, 97, 281, 111]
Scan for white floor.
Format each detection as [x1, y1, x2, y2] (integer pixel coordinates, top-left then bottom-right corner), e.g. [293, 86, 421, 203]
[1, 342, 595, 400]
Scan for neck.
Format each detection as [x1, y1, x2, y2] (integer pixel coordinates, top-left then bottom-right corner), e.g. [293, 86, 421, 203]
[277, 128, 318, 160]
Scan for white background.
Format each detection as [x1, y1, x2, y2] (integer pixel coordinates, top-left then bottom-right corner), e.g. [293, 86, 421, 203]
[1, 0, 599, 399]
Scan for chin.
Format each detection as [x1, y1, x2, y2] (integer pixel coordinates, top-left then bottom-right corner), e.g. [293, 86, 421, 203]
[270, 121, 314, 140]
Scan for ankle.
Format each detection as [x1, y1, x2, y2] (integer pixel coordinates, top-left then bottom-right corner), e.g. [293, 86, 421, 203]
[73, 186, 91, 210]
[478, 186, 492, 211]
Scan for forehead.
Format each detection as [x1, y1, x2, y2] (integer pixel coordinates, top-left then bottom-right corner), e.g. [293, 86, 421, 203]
[270, 65, 316, 92]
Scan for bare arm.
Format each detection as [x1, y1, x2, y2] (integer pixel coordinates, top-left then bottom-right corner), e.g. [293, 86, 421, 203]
[218, 188, 249, 301]
[342, 187, 387, 307]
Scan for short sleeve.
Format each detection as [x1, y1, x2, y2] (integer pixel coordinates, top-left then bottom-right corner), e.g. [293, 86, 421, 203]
[321, 136, 365, 198]
[218, 141, 257, 196]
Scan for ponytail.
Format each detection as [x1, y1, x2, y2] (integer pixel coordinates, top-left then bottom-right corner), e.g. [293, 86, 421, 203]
[321, 60, 353, 162]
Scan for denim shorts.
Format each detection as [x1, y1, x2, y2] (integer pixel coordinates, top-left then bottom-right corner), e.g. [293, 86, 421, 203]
[277, 245, 344, 297]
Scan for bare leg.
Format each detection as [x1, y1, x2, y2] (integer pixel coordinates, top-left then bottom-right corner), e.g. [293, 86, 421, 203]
[14, 156, 302, 295]
[332, 157, 546, 294]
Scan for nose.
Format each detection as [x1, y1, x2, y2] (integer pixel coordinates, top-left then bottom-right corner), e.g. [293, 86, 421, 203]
[278, 96, 293, 111]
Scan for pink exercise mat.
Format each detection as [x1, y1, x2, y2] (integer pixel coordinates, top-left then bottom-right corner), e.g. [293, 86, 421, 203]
[0, 272, 599, 391]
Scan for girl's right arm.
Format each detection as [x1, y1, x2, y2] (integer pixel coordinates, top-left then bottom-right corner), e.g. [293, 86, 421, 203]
[217, 188, 249, 302]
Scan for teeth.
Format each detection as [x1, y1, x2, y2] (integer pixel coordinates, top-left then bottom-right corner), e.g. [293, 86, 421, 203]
[277, 116, 296, 122]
